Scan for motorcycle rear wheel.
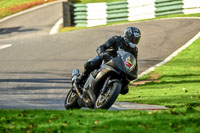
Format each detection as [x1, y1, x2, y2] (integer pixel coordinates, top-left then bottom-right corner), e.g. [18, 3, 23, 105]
[94, 81, 121, 109]
[64, 89, 80, 109]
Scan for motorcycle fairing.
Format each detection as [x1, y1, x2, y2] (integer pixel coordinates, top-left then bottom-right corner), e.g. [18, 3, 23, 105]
[106, 57, 127, 74]
[82, 74, 96, 107]
[95, 64, 121, 83]
[81, 64, 121, 107]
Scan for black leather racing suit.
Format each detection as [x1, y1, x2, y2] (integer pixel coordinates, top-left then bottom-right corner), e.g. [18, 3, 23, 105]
[79, 36, 138, 94]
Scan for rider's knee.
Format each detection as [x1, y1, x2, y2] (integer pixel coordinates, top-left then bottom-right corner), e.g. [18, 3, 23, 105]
[84, 56, 102, 70]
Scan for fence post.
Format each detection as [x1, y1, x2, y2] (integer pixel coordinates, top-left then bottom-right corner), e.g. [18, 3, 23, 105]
[63, 0, 74, 27]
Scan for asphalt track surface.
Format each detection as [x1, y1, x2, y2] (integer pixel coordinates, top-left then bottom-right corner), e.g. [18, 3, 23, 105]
[0, 2, 200, 110]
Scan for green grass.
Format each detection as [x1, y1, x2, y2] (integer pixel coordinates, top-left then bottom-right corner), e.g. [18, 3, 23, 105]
[1, 32, 200, 133]
[0, 0, 55, 18]
[0, 0, 35, 8]
[72, 0, 186, 4]
[0, 108, 200, 133]
[118, 37, 200, 109]
[72, 0, 125, 4]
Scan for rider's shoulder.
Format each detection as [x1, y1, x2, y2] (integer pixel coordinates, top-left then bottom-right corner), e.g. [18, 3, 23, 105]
[112, 36, 124, 42]
[112, 35, 122, 39]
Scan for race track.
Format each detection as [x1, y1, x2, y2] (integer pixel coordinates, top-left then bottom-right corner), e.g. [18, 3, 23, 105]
[0, 3, 200, 109]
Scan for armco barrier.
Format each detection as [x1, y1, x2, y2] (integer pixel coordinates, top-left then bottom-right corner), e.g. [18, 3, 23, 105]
[87, 3, 107, 27]
[155, 0, 183, 17]
[107, 1, 128, 23]
[128, 0, 156, 21]
[183, 0, 200, 14]
[68, 0, 200, 27]
[73, 4, 87, 27]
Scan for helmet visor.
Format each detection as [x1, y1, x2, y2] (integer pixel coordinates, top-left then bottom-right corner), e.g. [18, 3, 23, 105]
[130, 36, 140, 44]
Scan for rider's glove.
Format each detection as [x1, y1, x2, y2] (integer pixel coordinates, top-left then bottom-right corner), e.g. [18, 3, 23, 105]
[100, 53, 112, 61]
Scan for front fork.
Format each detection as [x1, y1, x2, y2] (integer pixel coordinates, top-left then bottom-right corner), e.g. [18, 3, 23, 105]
[71, 69, 82, 98]
[100, 76, 111, 95]
[72, 82, 82, 98]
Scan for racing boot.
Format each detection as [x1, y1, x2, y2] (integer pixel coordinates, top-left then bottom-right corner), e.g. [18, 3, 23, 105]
[75, 73, 88, 89]
[120, 85, 129, 95]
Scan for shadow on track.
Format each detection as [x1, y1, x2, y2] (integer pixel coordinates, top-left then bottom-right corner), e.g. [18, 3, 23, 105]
[0, 27, 40, 34]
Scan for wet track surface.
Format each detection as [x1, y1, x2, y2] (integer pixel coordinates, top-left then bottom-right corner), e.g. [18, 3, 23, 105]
[0, 3, 200, 110]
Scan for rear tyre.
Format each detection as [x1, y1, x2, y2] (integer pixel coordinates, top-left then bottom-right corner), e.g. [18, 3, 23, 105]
[64, 89, 80, 109]
[94, 81, 121, 109]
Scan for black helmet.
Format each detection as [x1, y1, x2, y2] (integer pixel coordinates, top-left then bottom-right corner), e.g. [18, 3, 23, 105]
[124, 27, 141, 48]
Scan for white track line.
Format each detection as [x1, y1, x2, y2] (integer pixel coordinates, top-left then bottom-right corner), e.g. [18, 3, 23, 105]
[137, 32, 200, 79]
[0, 0, 62, 23]
[49, 18, 63, 35]
[0, 44, 12, 50]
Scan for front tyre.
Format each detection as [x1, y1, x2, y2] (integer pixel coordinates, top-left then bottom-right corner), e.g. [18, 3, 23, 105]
[95, 81, 121, 109]
[64, 89, 80, 109]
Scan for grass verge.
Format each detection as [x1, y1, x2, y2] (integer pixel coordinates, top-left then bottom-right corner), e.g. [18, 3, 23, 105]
[72, 0, 125, 4]
[0, 32, 200, 133]
[117, 36, 200, 109]
[72, 0, 181, 4]
[0, 0, 56, 19]
[0, 108, 200, 133]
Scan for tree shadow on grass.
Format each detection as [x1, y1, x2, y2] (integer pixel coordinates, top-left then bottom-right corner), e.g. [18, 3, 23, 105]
[158, 73, 200, 79]
[122, 94, 200, 109]
[143, 79, 200, 86]
[134, 73, 200, 88]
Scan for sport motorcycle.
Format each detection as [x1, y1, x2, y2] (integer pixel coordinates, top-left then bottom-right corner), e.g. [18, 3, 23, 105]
[64, 49, 137, 109]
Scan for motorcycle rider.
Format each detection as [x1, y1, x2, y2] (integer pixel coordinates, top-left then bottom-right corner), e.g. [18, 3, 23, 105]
[76, 27, 141, 95]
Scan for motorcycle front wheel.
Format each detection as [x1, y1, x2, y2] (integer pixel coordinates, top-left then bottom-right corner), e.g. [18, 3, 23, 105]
[64, 89, 80, 109]
[94, 81, 121, 109]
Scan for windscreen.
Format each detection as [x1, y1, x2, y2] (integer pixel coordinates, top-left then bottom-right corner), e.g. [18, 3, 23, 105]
[117, 48, 136, 72]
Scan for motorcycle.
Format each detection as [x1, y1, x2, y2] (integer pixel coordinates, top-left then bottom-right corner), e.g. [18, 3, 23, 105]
[64, 49, 137, 109]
